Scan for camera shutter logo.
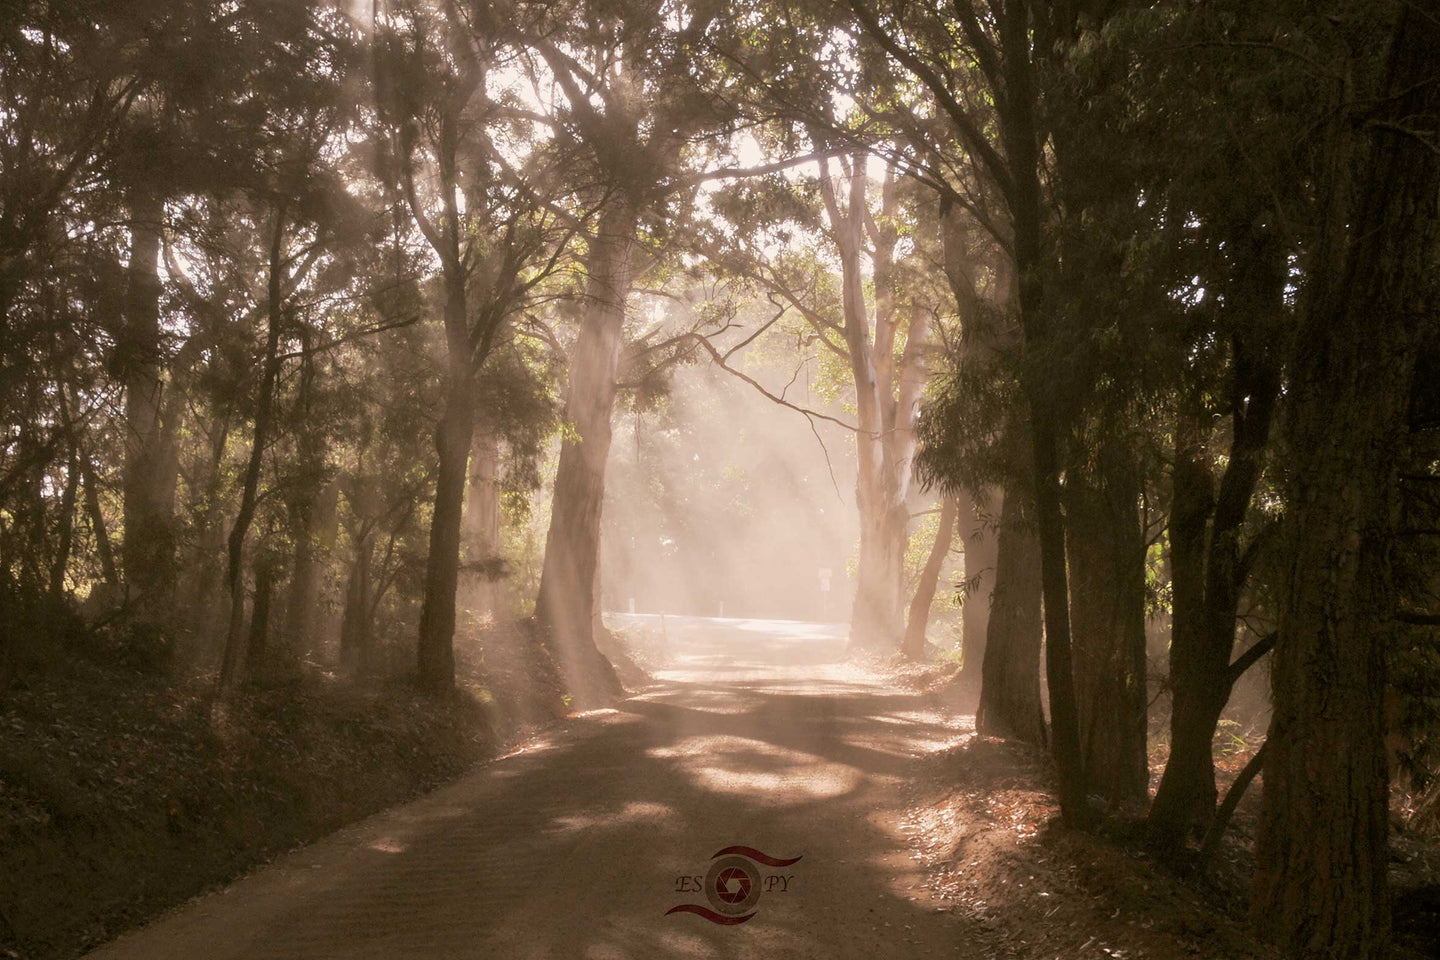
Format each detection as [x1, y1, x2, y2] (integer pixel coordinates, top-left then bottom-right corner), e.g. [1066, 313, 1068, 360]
[666, 845, 803, 925]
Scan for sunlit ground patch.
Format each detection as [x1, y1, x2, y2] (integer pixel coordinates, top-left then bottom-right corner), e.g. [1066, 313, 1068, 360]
[635, 688, 765, 715]
[646, 734, 861, 802]
[367, 837, 406, 854]
[548, 800, 680, 835]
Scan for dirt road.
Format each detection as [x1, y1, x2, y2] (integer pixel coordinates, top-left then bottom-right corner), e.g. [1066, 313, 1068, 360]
[85, 618, 994, 960]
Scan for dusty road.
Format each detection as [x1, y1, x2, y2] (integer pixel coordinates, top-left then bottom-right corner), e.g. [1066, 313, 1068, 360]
[85, 618, 993, 960]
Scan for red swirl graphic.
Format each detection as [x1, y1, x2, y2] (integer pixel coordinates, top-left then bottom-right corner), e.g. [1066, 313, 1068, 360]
[664, 905, 755, 925]
[710, 845, 804, 867]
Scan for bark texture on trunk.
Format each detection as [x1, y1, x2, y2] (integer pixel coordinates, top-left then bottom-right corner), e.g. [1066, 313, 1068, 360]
[534, 202, 636, 706]
[903, 496, 958, 658]
[416, 267, 474, 693]
[340, 534, 373, 675]
[1251, 7, 1440, 955]
[462, 425, 502, 622]
[243, 556, 275, 677]
[282, 333, 329, 655]
[815, 159, 929, 651]
[976, 475, 1046, 748]
[1066, 454, 1148, 808]
[955, 488, 997, 680]
[994, 0, 1089, 825]
[120, 190, 174, 619]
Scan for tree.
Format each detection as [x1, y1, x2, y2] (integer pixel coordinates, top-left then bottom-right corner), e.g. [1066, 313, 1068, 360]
[218, 9, 367, 685]
[813, 154, 934, 650]
[1251, 2, 1440, 954]
[902, 495, 957, 658]
[375, 0, 582, 692]
[523, 0, 733, 704]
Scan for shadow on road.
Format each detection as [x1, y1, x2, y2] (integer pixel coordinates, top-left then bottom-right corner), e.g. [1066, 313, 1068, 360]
[86, 620, 993, 960]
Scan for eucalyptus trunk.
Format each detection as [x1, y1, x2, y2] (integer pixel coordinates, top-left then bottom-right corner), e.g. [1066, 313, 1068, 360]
[120, 189, 173, 619]
[416, 268, 474, 693]
[955, 489, 997, 681]
[902, 496, 958, 659]
[534, 201, 636, 706]
[462, 425, 502, 622]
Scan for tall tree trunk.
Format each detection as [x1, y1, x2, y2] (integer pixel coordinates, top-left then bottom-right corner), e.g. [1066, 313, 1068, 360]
[1251, 6, 1440, 955]
[282, 335, 328, 656]
[416, 267, 474, 693]
[534, 201, 636, 707]
[287, 480, 337, 659]
[852, 490, 909, 646]
[1151, 407, 1223, 844]
[1066, 454, 1148, 809]
[1149, 225, 1284, 850]
[120, 189, 173, 619]
[976, 455, 1047, 747]
[80, 457, 119, 589]
[182, 413, 231, 647]
[462, 424, 501, 622]
[49, 444, 80, 599]
[815, 158, 927, 651]
[218, 209, 287, 689]
[243, 556, 275, 679]
[903, 496, 958, 658]
[937, 209, 1001, 683]
[955, 488, 997, 681]
[996, 0, 1089, 827]
[340, 533, 372, 675]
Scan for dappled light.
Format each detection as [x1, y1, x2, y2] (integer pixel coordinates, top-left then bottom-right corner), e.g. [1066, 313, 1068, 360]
[3, 1, 1439, 959]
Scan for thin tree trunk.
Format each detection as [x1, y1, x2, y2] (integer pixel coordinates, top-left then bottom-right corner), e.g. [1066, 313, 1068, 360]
[903, 496, 958, 658]
[535, 201, 636, 707]
[80, 457, 118, 588]
[1199, 737, 1267, 869]
[182, 413, 231, 646]
[290, 480, 337, 658]
[937, 210, 1000, 683]
[49, 445, 80, 599]
[1252, 7, 1440, 955]
[283, 328, 327, 655]
[219, 208, 287, 689]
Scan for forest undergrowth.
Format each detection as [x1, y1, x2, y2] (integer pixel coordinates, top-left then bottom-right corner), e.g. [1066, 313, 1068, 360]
[887, 662, 1440, 960]
[0, 618, 581, 960]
